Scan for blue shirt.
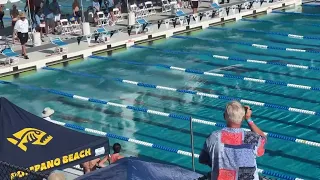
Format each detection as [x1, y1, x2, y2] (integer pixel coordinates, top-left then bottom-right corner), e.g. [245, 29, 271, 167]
[33, 14, 41, 28]
[107, 0, 114, 7]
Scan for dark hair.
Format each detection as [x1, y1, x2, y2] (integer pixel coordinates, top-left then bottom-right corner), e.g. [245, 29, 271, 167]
[113, 143, 121, 153]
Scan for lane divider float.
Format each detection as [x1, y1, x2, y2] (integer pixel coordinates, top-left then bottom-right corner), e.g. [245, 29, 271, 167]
[90, 55, 320, 93]
[172, 35, 320, 54]
[47, 118, 304, 180]
[1, 78, 320, 148]
[132, 45, 320, 71]
[241, 18, 320, 28]
[208, 27, 320, 40]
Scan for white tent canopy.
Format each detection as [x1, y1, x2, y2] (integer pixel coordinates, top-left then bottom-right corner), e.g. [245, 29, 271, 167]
[0, 0, 20, 4]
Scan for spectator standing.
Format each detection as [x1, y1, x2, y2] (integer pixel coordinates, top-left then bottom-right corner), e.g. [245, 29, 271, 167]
[25, 0, 36, 23]
[98, 0, 104, 8]
[199, 101, 266, 180]
[44, 0, 53, 35]
[14, 12, 29, 59]
[0, 5, 4, 29]
[72, 0, 81, 22]
[35, 0, 44, 15]
[106, 0, 115, 25]
[190, 0, 199, 14]
[92, 0, 100, 13]
[10, 4, 19, 44]
[49, 0, 60, 29]
[98, 143, 124, 167]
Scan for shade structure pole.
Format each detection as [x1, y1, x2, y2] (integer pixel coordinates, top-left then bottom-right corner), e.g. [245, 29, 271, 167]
[126, 0, 129, 13]
[190, 118, 195, 172]
[27, 0, 33, 44]
[81, 0, 85, 22]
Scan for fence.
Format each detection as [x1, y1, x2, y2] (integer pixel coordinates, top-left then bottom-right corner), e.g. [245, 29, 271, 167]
[0, 161, 47, 180]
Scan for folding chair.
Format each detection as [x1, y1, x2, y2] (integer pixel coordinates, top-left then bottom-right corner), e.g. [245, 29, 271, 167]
[211, 3, 224, 17]
[134, 18, 152, 34]
[94, 27, 109, 43]
[175, 10, 187, 26]
[130, 4, 144, 18]
[1, 47, 19, 65]
[69, 18, 82, 34]
[96, 11, 108, 26]
[138, 3, 148, 17]
[145, 1, 156, 16]
[50, 37, 68, 55]
[161, 0, 171, 12]
[113, 8, 123, 22]
[59, 19, 72, 35]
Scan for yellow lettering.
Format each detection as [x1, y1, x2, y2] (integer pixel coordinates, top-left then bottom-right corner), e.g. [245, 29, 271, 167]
[46, 160, 54, 169]
[62, 155, 68, 164]
[68, 153, 74, 162]
[79, 150, 85, 158]
[73, 152, 80, 161]
[34, 164, 40, 172]
[54, 158, 60, 166]
[10, 172, 16, 180]
[29, 166, 34, 171]
[18, 171, 26, 177]
[85, 148, 91, 156]
[40, 162, 47, 171]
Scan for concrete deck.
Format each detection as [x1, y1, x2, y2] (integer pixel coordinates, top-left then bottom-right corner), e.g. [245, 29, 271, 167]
[0, 0, 301, 76]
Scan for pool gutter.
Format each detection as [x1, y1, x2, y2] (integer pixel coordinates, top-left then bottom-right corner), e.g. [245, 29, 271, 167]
[0, 0, 300, 78]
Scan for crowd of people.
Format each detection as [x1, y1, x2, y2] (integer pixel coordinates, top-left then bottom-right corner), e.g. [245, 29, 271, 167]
[43, 100, 266, 179]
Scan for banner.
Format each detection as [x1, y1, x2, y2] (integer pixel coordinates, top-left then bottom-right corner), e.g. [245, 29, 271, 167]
[0, 97, 110, 179]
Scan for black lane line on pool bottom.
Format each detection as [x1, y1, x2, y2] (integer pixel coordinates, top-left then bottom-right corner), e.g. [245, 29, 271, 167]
[56, 97, 209, 140]
[42, 66, 320, 115]
[130, 46, 320, 81]
[41, 67, 320, 133]
[129, 92, 320, 134]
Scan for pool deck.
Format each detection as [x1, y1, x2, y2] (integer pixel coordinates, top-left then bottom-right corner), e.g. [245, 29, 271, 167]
[0, 0, 301, 76]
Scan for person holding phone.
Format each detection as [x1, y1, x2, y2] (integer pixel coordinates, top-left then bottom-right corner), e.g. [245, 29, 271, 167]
[199, 101, 266, 180]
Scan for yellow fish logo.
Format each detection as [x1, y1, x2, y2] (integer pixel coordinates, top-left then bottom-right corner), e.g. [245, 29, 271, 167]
[7, 128, 53, 152]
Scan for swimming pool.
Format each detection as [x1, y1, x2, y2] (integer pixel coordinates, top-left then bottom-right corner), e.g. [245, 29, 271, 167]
[1, 5, 320, 180]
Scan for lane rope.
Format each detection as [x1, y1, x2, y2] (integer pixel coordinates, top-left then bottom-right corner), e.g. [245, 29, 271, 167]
[241, 18, 320, 28]
[132, 45, 320, 72]
[90, 55, 320, 93]
[89, 55, 320, 117]
[172, 35, 320, 54]
[208, 27, 320, 41]
[272, 11, 320, 17]
[42, 66, 320, 148]
[47, 118, 304, 180]
[302, 3, 320, 7]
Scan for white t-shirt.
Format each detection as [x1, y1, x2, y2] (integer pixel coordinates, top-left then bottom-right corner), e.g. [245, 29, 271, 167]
[14, 19, 29, 33]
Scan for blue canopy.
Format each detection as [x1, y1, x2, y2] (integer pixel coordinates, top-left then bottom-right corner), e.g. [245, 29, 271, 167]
[76, 157, 202, 180]
[0, 97, 110, 178]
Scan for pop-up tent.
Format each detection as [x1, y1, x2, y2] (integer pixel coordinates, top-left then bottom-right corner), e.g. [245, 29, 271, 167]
[76, 157, 203, 180]
[0, 97, 110, 179]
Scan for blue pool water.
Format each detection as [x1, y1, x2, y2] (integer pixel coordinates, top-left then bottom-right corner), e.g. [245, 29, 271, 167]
[1, 5, 320, 180]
